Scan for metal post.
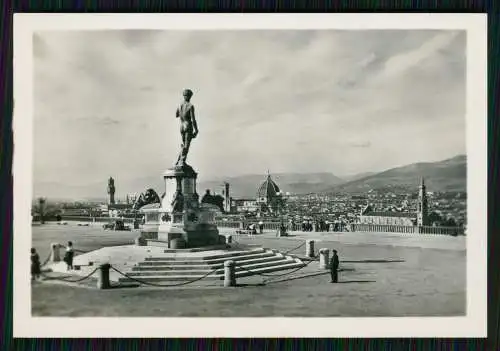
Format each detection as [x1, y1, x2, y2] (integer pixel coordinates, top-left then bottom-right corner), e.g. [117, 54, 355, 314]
[319, 248, 330, 270]
[224, 260, 236, 287]
[50, 243, 61, 263]
[97, 263, 111, 289]
[306, 240, 315, 258]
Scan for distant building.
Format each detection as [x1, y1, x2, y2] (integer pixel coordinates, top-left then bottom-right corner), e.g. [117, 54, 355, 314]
[416, 177, 429, 226]
[126, 193, 139, 205]
[221, 182, 231, 213]
[222, 173, 283, 214]
[256, 173, 283, 214]
[359, 177, 429, 226]
[231, 198, 259, 213]
[107, 177, 116, 205]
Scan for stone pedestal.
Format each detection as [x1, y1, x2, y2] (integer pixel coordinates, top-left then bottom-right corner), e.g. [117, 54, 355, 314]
[145, 163, 220, 248]
[50, 243, 61, 263]
[97, 263, 111, 289]
[224, 260, 236, 287]
[306, 240, 315, 258]
[319, 248, 330, 270]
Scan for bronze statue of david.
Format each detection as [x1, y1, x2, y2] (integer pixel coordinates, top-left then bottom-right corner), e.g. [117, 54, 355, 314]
[175, 89, 199, 167]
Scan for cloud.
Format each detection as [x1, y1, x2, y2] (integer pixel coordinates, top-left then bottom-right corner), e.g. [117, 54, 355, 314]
[33, 29, 466, 192]
[350, 141, 372, 148]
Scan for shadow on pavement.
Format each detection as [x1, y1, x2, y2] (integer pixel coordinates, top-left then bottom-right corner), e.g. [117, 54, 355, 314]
[342, 259, 405, 263]
[336, 280, 376, 284]
[111, 283, 141, 289]
[235, 283, 266, 287]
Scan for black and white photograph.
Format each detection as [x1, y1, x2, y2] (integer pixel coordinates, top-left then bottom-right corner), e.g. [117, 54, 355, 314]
[13, 14, 487, 337]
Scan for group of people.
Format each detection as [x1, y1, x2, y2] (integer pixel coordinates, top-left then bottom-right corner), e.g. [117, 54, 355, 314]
[30, 241, 76, 281]
[288, 219, 348, 233]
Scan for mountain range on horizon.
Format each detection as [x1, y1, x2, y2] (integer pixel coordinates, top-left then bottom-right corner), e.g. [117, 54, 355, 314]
[33, 155, 467, 201]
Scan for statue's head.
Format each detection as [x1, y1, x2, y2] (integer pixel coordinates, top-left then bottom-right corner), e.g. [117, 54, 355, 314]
[183, 89, 193, 101]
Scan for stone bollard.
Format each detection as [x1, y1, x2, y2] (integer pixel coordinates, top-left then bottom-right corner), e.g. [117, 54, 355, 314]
[225, 235, 233, 244]
[50, 243, 61, 262]
[97, 263, 111, 290]
[319, 248, 330, 270]
[306, 240, 315, 258]
[224, 260, 236, 287]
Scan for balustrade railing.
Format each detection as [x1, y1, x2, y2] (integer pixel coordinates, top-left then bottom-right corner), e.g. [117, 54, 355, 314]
[58, 216, 464, 236]
[350, 223, 464, 236]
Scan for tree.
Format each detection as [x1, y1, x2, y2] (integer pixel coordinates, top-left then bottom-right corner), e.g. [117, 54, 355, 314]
[443, 217, 457, 227]
[269, 196, 287, 215]
[428, 211, 443, 226]
[38, 197, 46, 224]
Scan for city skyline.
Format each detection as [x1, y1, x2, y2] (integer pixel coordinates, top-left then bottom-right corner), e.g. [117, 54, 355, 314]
[34, 29, 466, 189]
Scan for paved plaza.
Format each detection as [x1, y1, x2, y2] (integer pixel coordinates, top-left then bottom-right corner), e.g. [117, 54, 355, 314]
[31, 223, 466, 317]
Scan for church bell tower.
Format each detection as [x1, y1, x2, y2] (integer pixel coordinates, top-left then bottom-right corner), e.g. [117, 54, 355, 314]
[222, 182, 230, 213]
[417, 177, 429, 226]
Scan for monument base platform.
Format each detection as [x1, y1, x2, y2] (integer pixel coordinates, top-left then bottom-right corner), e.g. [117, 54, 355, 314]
[144, 241, 229, 252]
[137, 222, 222, 249]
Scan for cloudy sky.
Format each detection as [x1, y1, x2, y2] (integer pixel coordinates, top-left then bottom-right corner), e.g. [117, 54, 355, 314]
[33, 29, 466, 187]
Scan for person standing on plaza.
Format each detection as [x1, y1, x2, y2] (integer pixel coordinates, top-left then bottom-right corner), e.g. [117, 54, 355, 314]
[329, 249, 340, 283]
[63, 241, 75, 271]
[31, 248, 41, 281]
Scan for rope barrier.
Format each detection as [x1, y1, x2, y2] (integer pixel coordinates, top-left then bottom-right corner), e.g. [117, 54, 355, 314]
[110, 265, 220, 288]
[40, 267, 99, 283]
[231, 237, 243, 246]
[263, 266, 353, 284]
[40, 253, 52, 267]
[283, 241, 306, 255]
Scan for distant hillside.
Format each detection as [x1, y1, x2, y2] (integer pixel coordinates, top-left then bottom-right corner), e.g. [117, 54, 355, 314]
[341, 171, 377, 182]
[198, 172, 344, 198]
[34, 172, 344, 201]
[329, 155, 466, 193]
[33, 155, 466, 200]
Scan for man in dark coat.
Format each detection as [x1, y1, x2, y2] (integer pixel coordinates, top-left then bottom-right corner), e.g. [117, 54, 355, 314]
[330, 250, 340, 283]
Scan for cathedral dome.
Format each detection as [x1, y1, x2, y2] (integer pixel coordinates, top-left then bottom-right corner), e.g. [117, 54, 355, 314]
[256, 174, 281, 201]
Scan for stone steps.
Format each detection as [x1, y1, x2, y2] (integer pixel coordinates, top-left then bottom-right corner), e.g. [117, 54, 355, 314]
[126, 269, 217, 277]
[140, 250, 273, 266]
[130, 257, 295, 275]
[229, 257, 297, 273]
[118, 274, 224, 282]
[133, 254, 288, 270]
[133, 264, 213, 271]
[116, 248, 306, 285]
[143, 248, 266, 262]
[234, 260, 305, 278]
[117, 261, 305, 283]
